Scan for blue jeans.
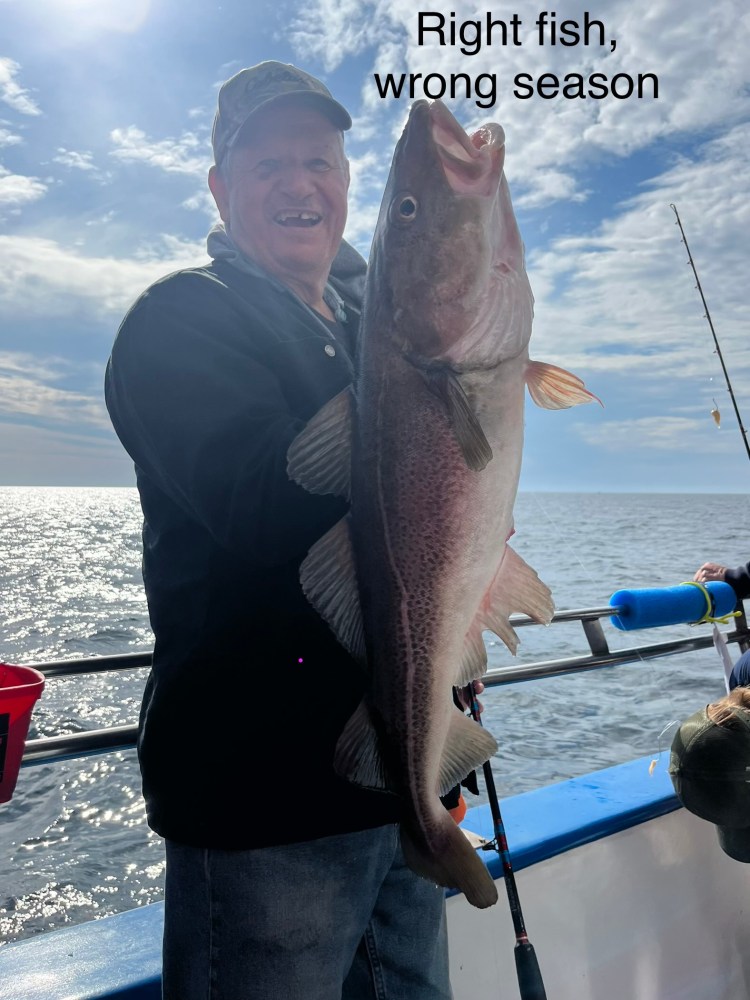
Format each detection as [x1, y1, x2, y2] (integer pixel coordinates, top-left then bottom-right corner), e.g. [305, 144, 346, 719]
[162, 824, 451, 999]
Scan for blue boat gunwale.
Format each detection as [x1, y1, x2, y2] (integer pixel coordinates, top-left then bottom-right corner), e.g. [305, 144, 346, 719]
[0, 753, 680, 1000]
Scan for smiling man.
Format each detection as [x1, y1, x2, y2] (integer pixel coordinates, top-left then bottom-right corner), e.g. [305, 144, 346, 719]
[208, 101, 350, 316]
[105, 62, 453, 1000]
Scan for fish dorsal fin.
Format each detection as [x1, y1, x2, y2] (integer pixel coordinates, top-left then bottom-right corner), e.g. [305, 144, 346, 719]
[455, 622, 488, 687]
[287, 387, 353, 499]
[525, 360, 602, 410]
[424, 369, 493, 472]
[299, 515, 366, 663]
[438, 708, 497, 796]
[334, 699, 389, 790]
[479, 544, 554, 655]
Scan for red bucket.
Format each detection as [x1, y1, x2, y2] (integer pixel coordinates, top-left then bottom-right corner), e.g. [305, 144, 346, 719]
[0, 663, 45, 804]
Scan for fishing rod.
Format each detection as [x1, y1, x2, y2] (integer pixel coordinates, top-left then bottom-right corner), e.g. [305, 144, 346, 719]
[670, 203, 750, 464]
[466, 682, 547, 1000]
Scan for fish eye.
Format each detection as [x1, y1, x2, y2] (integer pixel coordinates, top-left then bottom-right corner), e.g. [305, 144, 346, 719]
[389, 193, 418, 224]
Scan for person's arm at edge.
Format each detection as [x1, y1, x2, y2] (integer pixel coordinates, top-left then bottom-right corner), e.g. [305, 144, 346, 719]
[725, 562, 750, 601]
[694, 560, 750, 601]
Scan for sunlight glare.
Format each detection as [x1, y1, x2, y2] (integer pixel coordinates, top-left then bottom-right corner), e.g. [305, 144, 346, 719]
[51, 0, 151, 35]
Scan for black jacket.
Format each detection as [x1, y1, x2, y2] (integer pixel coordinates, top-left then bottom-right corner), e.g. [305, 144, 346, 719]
[726, 562, 750, 601]
[105, 258, 400, 847]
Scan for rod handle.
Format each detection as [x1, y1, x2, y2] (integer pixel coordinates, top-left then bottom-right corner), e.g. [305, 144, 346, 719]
[514, 941, 547, 1000]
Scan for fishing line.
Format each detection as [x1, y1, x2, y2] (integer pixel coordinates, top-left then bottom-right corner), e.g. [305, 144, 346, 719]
[670, 203, 750, 466]
[527, 492, 743, 779]
[467, 681, 548, 1000]
[526, 492, 683, 757]
[648, 720, 682, 775]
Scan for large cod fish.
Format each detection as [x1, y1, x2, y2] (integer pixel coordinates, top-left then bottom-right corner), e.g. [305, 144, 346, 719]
[288, 99, 597, 909]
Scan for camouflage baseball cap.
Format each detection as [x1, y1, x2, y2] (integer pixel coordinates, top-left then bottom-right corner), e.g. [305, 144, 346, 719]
[212, 61, 352, 167]
[669, 704, 750, 862]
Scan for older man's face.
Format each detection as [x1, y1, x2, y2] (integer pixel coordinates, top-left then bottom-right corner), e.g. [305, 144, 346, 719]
[210, 104, 349, 293]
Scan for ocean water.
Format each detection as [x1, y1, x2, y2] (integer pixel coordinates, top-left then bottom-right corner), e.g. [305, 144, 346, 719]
[0, 486, 748, 945]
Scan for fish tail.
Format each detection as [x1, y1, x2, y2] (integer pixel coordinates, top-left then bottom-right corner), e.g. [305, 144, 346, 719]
[400, 814, 498, 910]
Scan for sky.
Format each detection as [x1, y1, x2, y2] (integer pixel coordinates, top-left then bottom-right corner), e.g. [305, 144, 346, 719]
[0, 0, 748, 491]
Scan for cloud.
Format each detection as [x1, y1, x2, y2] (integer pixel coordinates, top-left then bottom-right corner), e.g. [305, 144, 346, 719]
[574, 415, 736, 453]
[85, 210, 117, 227]
[0, 351, 110, 429]
[53, 148, 97, 171]
[0, 234, 208, 319]
[526, 122, 750, 391]
[181, 189, 216, 217]
[514, 171, 589, 209]
[0, 57, 41, 116]
[0, 126, 21, 147]
[288, 0, 377, 71]
[0, 165, 47, 206]
[0, 350, 71, 383]
[343, 149, 386, 250]
[289, 0, 750, 206]
[109, 126, 210, 176]
[0, 372, 109, 428]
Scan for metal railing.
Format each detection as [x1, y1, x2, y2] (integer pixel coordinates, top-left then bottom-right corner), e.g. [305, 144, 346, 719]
[19, 601, 750, 768]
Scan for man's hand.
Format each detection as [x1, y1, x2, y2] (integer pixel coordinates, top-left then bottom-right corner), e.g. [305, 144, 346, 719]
[455, 680, 484, 716]
[694, 562, 729, 584]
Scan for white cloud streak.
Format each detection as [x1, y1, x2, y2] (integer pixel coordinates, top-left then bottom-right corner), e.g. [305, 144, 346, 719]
[0, 372, 109, 428]
[574, 416, 736, 454]
[0, 165, 47, 206]
[109, 126, 211, 176]
[0, 352, 109, 430]
[0, 126, 21, 147]
[53, 148, 96, 171]
[0, 234, 208, 320]
[0, 57, 40, 116]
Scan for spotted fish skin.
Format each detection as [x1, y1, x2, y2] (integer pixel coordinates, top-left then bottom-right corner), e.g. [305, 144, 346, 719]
[288, 99, 598, 909]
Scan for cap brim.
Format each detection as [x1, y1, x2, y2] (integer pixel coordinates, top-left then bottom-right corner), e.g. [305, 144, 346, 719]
[717, 824, 750, 862]
[223, 91, 352, 162]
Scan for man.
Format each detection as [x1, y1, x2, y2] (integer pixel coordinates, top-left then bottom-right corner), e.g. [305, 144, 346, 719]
[105, 62, 453, 999]
[694, 559, 750, 687]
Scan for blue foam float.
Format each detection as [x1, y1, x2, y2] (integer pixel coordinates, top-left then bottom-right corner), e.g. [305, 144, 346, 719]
[609, 581, 738, 631]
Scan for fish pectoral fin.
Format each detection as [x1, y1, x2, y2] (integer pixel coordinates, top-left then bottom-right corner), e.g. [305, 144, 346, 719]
[287, 387, 353, 499]
[400, 821, 498, 909]
[334, 699, 389, 790]
[482, 545, 554, 654]
[438, 708, 497, 796]
[525, 360, 602, 410]
[300, 515, 366, 663]
[455, 622, 488, 686]
[423, 369, 493, 472]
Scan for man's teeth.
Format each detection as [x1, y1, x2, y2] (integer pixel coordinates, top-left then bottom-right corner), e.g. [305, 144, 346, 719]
[274, 211, 322, 227]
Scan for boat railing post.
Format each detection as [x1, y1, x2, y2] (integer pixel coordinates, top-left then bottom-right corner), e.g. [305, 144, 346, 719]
[582, 618, 610, 656]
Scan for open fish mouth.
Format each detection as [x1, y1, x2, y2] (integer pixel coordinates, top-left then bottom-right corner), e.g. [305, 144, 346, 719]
[274, 210, 322, 227]
[428, 100, 505, 198]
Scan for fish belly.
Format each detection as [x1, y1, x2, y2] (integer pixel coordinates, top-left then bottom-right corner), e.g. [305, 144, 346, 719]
[352, 351, 526, 908]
